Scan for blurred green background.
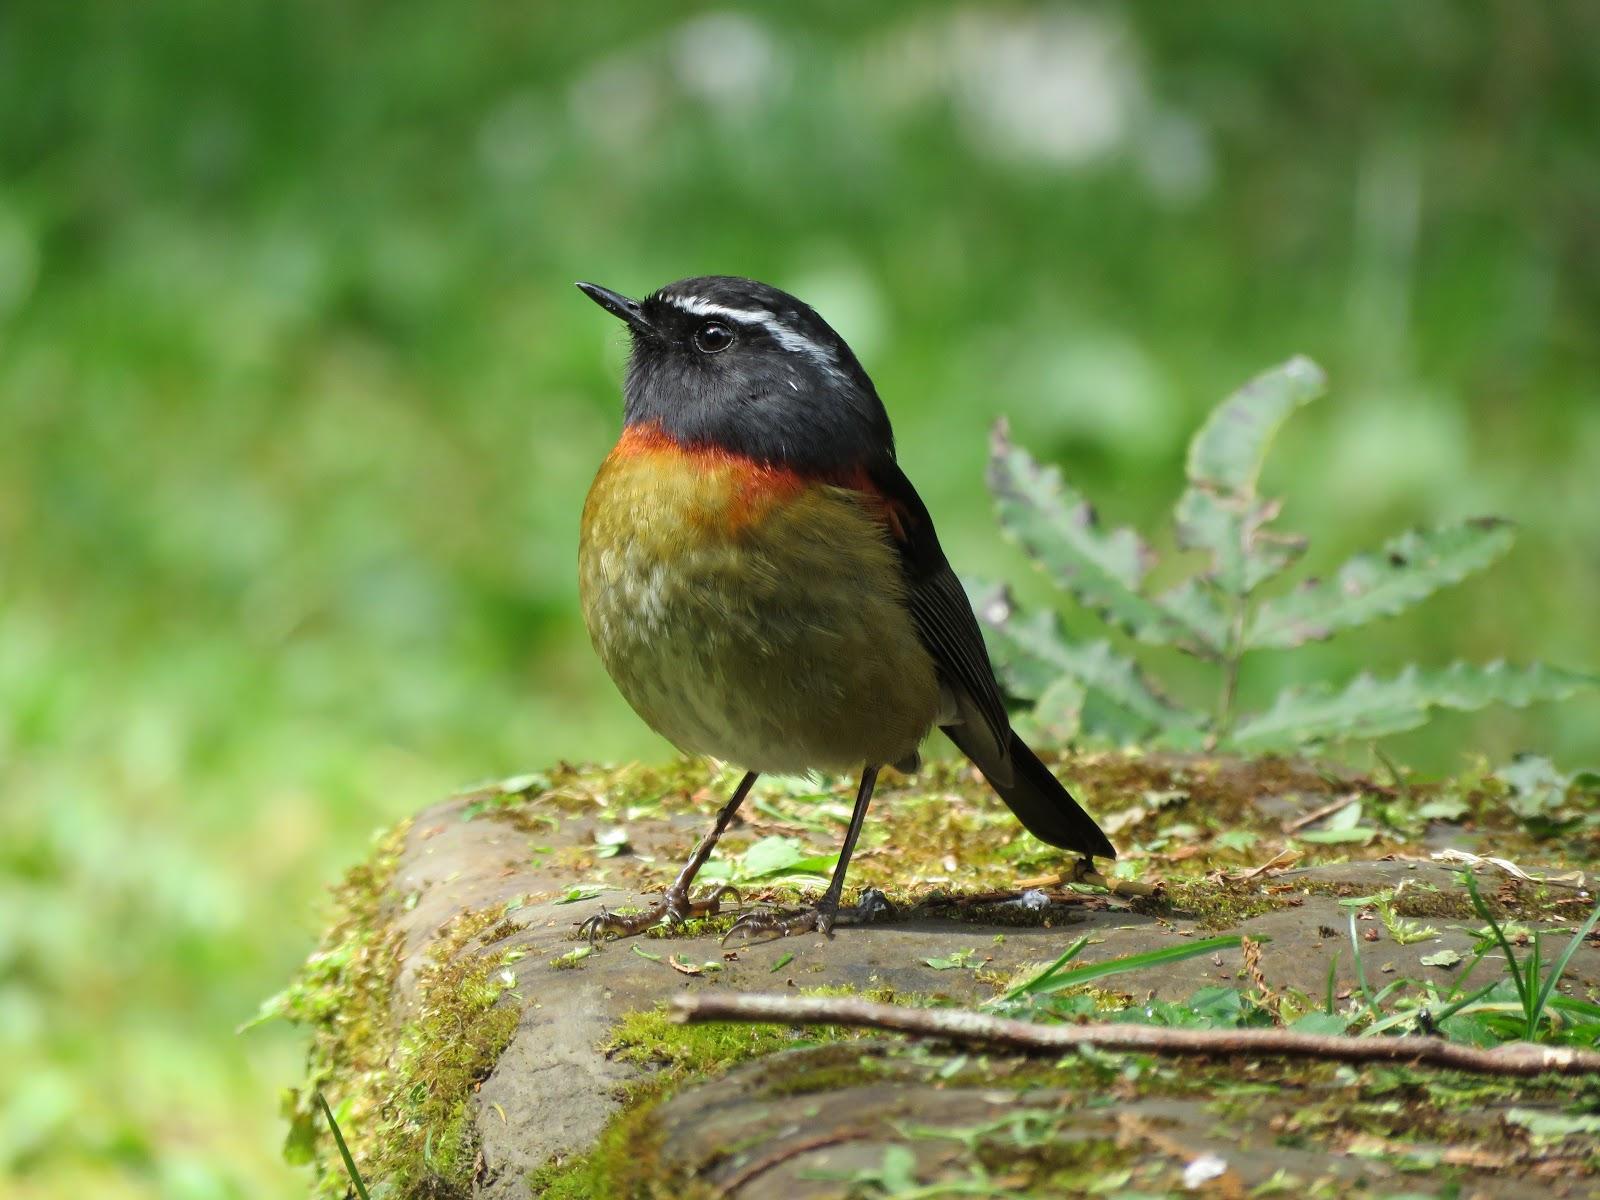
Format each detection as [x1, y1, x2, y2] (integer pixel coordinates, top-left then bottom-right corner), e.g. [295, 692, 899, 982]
[2, 2, 1597, 1196]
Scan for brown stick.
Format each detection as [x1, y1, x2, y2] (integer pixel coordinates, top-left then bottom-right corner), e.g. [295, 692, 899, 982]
[1011, 868, 1161, 899]
[671, 993, 1600, 1079]
[1281, 792, 1359, 834]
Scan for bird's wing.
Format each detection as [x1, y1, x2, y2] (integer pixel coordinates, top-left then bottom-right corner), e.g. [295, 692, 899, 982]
[864, 456, 1015, 784]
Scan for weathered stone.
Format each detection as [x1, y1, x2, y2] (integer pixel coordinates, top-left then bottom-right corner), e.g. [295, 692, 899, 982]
[285, 757, 1600, 1198]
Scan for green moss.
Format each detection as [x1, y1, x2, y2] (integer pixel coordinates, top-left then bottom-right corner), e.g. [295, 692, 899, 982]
[262, 819, 411, 1189]
[369, 906, 523, 1198]
[524, 1088, 705, 1200]
[266, 822, 523, 1200]
[1159, 876, 1299, 929]
[527, 990, 893, 1197]
[606, 985, 892, 1085]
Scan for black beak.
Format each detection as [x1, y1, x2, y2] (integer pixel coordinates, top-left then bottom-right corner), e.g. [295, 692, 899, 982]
[576, 282, 656, 337]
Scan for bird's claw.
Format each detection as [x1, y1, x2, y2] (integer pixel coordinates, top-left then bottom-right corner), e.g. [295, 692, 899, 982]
[721, 887, 893, 945]
[578, 883, 742, 946]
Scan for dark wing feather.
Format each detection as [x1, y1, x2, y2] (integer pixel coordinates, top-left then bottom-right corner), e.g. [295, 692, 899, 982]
[864, 455, 1115, 859]
[865, 457, 1013, 778]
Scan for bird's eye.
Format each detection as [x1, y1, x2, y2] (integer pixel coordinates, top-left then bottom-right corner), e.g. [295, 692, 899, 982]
[692, 321, 734, 354]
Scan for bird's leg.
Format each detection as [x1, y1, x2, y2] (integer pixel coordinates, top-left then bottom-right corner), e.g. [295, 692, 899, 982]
[579, 771, 757, 945]
[724, 766, 894, 942]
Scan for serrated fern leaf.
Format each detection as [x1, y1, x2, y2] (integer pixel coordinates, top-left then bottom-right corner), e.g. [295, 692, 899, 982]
[1227, 661, 1600, 752]
[1185, 356, 1327, 495]
[1154, 578, 1230, 653]
[989, 421, 1218, 655]
[1246, 519, 1516, 650]
[1175, 358, 1325, 598]
[972, 585, 1205, 742]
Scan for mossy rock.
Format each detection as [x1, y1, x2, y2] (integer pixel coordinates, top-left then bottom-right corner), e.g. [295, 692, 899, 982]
[268, 753, 1600, 1197]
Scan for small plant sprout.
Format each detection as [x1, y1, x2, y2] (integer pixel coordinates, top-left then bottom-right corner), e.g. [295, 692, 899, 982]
[976, 357, 1599, 751]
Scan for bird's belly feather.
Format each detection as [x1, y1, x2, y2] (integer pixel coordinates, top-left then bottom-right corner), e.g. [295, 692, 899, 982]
[579, 450, 939, 773]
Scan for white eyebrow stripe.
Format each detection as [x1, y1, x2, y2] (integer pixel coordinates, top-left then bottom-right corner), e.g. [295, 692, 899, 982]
[659, 293, 846, 380]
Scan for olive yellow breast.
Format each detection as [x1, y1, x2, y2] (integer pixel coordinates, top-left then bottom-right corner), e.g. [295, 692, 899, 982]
[579, 437, 940, 774]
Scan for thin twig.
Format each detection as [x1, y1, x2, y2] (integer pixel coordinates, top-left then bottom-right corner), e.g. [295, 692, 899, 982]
[1210, 847, 1300, 884]
[1011, 868, 1161, 899]
[672, 993, 1600, 1079]
[1281, 793, 1359, 834]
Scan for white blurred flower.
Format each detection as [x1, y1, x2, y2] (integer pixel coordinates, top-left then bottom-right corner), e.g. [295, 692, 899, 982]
[947, 7, 1141, 168]
[670, 12, 785, 106]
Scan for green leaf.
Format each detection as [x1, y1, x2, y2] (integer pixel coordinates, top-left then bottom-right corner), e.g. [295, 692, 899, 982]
[1173, 357, 1325, 598]
[878, 1145, 919, 1192]
[1247, 519, 1516, 650]
[1293, 799, 1379, 845]
[1227, 662, 1600, 751]
[1153, 577, 1230, 654]
[1505, 1109, 1600, 1142]
[1416, 796, 1470, 821]
[974, 588, 1206, 744]
[1185, 356, 1327, 495]
[1420, 949, 1463, 968]
[1289, 1011, 1350, 1036]
[1296, 826, 1379, 845]
[1174, 487, 1305, 598]
[988, 423, 1217, 654]
[1030, 674, 1085, 742]
[923, 948, 980, 970]
[998, 935, 1256, 1001]
[737, 836, 837, 882]
[1495, 754, 1572, 820]
[554, 887, 605, 905]
[740, 836, 808, 877]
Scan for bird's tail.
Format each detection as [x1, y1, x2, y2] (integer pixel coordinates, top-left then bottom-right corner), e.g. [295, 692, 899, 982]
[944, 724, 1116, 859]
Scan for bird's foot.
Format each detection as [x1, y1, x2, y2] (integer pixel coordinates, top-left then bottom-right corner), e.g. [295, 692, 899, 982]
[722, 887, 894, 944]
[578, 883, 741, 945]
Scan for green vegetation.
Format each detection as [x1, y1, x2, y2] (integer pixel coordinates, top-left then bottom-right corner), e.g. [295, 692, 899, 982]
[980, 358, 1600, 751]
[252, 830, 523, 1200]
[977, 870, 1600, 1058]
[4, 5, 1599, 1198]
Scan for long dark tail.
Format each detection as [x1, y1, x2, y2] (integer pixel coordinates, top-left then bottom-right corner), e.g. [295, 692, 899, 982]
[944, 724, 1116, 859]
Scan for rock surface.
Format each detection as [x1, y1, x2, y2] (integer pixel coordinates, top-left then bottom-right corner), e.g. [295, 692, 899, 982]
[299, 756, 1600, 1198]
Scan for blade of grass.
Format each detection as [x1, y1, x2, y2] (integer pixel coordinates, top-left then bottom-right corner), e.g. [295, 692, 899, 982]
[1463, 872, 1531, 1024]
[1360, 980, 1502, 1037]
[994, 936, 1090, 1003]
[1325, 950, 1339, 1015]
[997, 935, 1256, 1003]
[1347, 913, 1377, 1017]
[1444, 940, 1494, 1000]
[316, 1091, 372, 1200]
[1427, 980, 1507, 1027]
[1529, 893, 1600, 1033]
[1371, 978, 1410, 1006]
[1545, 993, 1600, 1021]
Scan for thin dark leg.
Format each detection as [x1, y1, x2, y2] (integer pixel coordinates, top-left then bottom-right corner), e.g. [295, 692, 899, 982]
[579, 771, 758, 945]
[814, 766, 877, 930]
[724, 766, 894, 943]
[666, 771, 758, 898]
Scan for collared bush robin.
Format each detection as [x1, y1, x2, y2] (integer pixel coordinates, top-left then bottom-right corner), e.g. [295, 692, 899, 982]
[576, 275, 1113, 942]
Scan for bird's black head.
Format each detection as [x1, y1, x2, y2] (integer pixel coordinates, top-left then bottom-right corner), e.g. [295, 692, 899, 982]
[577, 275, 893, 473]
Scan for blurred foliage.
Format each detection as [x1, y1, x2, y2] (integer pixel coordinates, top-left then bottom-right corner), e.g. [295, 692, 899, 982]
[978, 357, 1599, 750]
[0, 2, 1597, 1198]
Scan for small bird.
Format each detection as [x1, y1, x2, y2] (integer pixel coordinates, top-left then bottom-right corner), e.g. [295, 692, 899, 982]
[575, 276, 1113, 942]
